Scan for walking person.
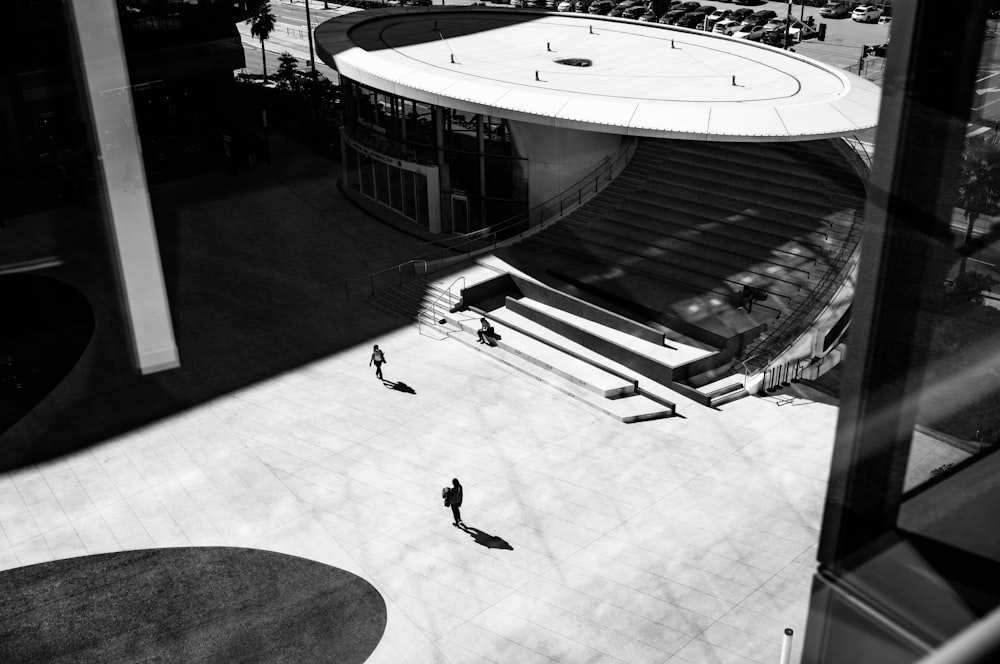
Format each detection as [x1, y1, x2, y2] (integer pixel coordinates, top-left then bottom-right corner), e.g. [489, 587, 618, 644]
[445, 478, 464, 528]
[369, 344, 387, 380]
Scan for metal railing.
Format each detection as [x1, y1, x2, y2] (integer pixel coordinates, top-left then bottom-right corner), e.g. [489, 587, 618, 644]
[344, 259, 426, 299]
[739, 135, 871, 378]
[420, 275, 465, 335]
[343, 137, 638, 298]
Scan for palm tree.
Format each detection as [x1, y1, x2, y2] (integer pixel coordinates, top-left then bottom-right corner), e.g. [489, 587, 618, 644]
[957, 132, 1000, 274]
[246, 0, 277, 84]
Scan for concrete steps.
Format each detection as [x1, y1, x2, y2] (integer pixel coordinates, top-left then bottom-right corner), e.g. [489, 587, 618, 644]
[446, 310, 676, 423]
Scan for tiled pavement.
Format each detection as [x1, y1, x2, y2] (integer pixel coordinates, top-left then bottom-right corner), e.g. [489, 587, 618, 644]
[0, 316, 836, 663]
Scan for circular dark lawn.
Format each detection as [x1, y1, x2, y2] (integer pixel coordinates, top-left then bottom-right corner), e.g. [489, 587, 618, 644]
[0, 547, 386, 664]
[0, 273, 94, 436]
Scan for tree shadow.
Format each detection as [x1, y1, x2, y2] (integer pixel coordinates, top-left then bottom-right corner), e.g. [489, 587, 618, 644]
[461, 525, 513, 550]
[382, 380, 416, 394]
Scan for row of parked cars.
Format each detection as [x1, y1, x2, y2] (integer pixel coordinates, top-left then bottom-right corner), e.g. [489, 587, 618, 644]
[817, 2, 887, 22]
[711, 8, 822, 44]
[511, 0, 890, 28]
[523, 0, 822, 45]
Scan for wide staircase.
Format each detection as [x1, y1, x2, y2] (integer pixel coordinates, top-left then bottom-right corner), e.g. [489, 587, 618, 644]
[373, 136, 866, 416]
[493, 138, 865, 377]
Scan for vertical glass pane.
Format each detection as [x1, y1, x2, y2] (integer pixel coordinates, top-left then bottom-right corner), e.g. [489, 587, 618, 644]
[373, 161, 389, 205]
[402, 170, 416, 220]
[416, 173, 429, 228]
[359, 152, 373, 198]
[345, 144, 359, 191]
[388, 164, 403, 213]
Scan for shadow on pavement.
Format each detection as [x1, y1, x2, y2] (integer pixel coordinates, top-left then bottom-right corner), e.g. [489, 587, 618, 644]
[461, 525, 513, 550]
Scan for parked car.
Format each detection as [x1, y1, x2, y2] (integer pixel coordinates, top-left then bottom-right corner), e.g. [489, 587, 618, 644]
[877, 15, 892, 26]
[674, 1, 701, 11]
[622, 4, 649, 19]
[851, 4, 883, 22]
[557, 0, 574, 10]
[819, 1, 850, 18]
[659, 8, 687, 23]
[729, 7, 754, 22]
[748, 9, 777, 24]
[762, 19, 818, 45]
[690, 4, 716, 20]
[733, 22, 765, 40]
[713, 18, 742, 35]
[788, 18, 820, 40]
[588, 0, 614, 14]
[574, 0, 594, 11]
[761, 17, 787, 34]
[637, 9, 659, 21]
[609, 0, 641, 16]
[675, 11, 708, 28]
[706, 8, 734, 29]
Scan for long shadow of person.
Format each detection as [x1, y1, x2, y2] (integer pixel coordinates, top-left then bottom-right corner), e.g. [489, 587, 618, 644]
[382, 380, 416, 394]
[461, 525, 513, 550]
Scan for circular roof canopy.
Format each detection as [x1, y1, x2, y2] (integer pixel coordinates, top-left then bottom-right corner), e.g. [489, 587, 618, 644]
[316, 8, 880, 141]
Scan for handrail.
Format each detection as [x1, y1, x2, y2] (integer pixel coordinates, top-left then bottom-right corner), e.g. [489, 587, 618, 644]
[343, 137, 638, 298]
[739, 135, 871, 374]
[344, 259, 426, 300]
[422, 276, 465, 334]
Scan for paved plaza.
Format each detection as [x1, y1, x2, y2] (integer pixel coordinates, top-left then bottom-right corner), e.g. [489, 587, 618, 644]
[0, 88, 841, 664]
[0, 315, 837, 664]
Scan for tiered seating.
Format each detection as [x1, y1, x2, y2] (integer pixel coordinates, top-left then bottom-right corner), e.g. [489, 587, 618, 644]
[499, 137, 866, 369]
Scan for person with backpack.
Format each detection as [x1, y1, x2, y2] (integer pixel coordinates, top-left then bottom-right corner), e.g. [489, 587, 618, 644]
[369, 344, 386, 380]
[443, 478, 464, 528]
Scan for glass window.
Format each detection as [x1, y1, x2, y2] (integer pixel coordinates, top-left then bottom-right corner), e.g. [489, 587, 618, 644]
[388, 164, 402, 212]
[359, 152, 374, 198]
[373, 161, 389, 205]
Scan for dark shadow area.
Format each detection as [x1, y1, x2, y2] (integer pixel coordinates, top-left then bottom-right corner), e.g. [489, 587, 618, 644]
[462, 525, 514, 550]
[316, 8, 552, 66]
[0, 274, 94, 436]
[0, 135, 450, 473]
[383, 379, 416, 394]
[0, 547, 387, 663]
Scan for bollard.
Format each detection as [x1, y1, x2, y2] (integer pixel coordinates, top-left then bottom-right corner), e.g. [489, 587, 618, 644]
[450, 54, 455, 64]
[547, 42, 552, 52]
[590, 25, 594, 34]
[671, 39, 675, 48]
[535, 70, 540, 81]
[732, 75, 736, 86]
[779, 628, 794, 664]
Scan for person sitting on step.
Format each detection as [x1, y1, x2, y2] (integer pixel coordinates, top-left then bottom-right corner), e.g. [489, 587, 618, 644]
[477, 318, 496, 345]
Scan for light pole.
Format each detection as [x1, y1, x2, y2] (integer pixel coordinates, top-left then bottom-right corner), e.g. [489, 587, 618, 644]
[785, 0, 793, 50]
[306, 0, 317, 78]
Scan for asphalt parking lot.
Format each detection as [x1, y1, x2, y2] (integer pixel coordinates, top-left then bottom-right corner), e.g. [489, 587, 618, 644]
[747, 1, 892, 70]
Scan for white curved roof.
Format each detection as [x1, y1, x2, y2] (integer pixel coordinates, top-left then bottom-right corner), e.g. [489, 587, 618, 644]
[316, 8, 880, 141]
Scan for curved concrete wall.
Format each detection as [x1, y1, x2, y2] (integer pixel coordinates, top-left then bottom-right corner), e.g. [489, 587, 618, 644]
[507, 121, 622, 209]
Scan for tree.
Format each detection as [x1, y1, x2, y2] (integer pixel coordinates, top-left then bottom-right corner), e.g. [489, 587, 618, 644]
[957, 132, 1000, 274]
[275, 51, 299, 91]
[949, 271, 998, 305]
[246, 0, 277, 84]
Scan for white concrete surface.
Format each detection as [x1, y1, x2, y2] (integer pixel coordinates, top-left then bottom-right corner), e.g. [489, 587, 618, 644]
[316, 7, 881, 140]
